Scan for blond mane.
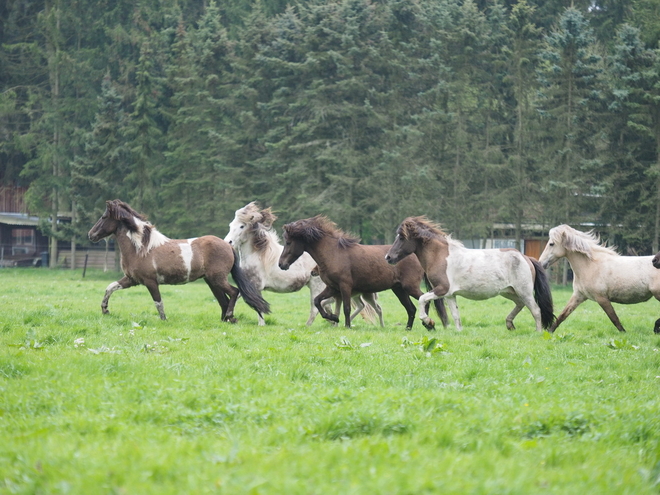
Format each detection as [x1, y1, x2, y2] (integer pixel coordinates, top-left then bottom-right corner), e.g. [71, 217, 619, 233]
[549, 224, 618, 260]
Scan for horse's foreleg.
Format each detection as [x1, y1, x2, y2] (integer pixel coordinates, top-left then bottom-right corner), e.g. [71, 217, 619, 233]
[416, 292, 436, 330]
[314, 287, 340, 324]
[550, 293, 586, 333]
[445, 297, 462, 331]
[143, 280, 166, 320]
[392, 287, 417, 330]
[594, 297, 626, 333]
[101, 276, 137, 315]
[341, 289, 353, 328]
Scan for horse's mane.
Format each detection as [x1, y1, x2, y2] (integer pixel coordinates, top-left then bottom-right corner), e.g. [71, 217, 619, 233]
[398, 216, 460, 245]
[549, 224, 618, 259]
[233, 202, 280, 263]
[235, 202, 277, 229]
[106, 199, 169, 255]
[283, 215, 360, 248]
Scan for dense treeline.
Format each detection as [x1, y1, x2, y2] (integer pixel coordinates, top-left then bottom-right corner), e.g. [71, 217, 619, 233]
[2, 0, 660, 255]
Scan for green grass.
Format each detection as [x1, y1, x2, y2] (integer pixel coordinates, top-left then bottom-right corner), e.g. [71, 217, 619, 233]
[2, 268, 660, 494]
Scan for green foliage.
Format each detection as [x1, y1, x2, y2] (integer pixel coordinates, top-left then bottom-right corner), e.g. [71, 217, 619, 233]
[3, 0, 660, 251]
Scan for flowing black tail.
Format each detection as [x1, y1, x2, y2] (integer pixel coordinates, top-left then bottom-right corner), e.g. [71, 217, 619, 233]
[424, 274, 449, 327]
[231, 258, 271, 315]
[530, 258, 555, 329]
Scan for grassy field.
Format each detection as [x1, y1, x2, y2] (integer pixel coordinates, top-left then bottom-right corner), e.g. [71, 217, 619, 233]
[1, 268, 660, 494]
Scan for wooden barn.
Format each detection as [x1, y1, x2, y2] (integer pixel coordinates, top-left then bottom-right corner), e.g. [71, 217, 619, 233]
[0, 187, 49, 267]
[0, 186, 116, 270]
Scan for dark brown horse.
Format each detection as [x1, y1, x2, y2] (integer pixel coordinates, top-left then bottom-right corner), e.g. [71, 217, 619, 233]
[277, 216, 447, 329]
[88, 200, 270, 322]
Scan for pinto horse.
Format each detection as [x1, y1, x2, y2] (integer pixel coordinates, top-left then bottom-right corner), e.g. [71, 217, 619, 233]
[385, 217, 554, 332]
[224, 202, 379, 326]
[277, 216, 447, 329]
[540, 224, 660, 333]
[88, 199, 270, 323]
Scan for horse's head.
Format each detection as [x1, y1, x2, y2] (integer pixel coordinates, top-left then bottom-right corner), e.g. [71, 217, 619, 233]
[385, 217, 442, 264]
[278, 220, 309, 270]
[385, 222, 417, 264]
[88, 200, 139, 242]
[225, 202, 277, 248]
[539, 225, 572, 269]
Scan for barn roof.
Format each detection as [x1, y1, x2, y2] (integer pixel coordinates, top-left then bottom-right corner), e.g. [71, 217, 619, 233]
[0, 213, 40, 226]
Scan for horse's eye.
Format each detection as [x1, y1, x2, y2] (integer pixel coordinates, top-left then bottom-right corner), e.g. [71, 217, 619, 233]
[240, 225, 244, 229]
[549, 242, 555, 246]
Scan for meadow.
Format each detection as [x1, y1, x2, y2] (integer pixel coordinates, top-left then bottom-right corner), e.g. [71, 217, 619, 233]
[1, 268, 660, 494]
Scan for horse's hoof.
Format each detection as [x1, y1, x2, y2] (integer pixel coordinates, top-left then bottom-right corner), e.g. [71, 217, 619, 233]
[102, 308, 109, 315]
[654, 319, 660, 333]
[422, 319, 435, 331]
[327, 315, 340, 324]
[224, 317, 237, 324]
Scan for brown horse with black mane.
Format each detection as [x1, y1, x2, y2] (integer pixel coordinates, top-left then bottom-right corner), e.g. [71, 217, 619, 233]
[278, 215, 447, 329]
[88, 199, 270, 323]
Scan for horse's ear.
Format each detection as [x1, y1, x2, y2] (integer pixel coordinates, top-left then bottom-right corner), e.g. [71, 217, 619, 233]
[114, 203, 139, 231]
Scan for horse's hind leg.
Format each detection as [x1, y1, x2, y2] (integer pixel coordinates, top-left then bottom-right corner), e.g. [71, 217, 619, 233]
[101, 276, 137, 315]
[143, 280, 166, 320]
[550, 292, 587, 333]
[348, 296, 365, 324]
[505, 303, 524, 330]
[357, 293, 383, 327]
[594, 296, 626, 333]
[205, 277, 239, 323]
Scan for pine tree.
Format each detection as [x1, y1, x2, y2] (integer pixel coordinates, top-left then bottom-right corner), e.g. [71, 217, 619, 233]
[537, 7, 603, 227]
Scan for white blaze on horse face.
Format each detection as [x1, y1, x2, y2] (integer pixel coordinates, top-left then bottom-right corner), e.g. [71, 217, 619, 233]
[225, 219, 247, 247]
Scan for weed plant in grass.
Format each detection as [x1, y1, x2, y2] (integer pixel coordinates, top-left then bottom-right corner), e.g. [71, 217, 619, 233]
[2, 268, 660, 493]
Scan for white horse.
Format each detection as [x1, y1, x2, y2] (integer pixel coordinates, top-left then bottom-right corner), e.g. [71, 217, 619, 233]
[385, 217, 554, 332]
[539, 224, 660, 333]
[225, 202, 380, 326]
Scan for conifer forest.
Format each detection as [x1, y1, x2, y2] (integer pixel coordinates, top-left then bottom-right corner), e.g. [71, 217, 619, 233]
[2, 0, 660, 252]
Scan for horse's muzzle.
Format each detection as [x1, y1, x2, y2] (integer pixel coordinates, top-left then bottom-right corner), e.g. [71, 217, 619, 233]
[385, 254, 396, 265]
[653, 255, 660, 269]
[279, 262, 290, 271]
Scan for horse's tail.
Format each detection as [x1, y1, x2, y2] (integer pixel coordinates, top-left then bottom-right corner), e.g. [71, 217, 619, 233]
[231, 256, 271, 315]
[529, 257, 555, 329]
[425, 274, 449, 327]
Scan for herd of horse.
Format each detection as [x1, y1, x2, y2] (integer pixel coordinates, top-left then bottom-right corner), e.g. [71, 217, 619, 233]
[88, 199, 660, 334]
